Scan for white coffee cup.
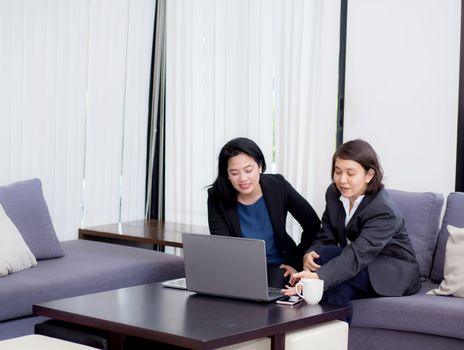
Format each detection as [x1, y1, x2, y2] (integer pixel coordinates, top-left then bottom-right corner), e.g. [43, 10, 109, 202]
[295, 279, 324, 305]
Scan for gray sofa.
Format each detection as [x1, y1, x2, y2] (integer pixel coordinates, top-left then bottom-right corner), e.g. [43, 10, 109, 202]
[349, 190, 464, 350]
[0, 179, 184, 340]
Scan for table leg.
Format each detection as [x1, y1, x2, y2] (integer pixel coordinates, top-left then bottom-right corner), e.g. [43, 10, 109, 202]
[271, 333, 286, 350]
[109, 332, 125, 350]
[153, 244, 165, 252]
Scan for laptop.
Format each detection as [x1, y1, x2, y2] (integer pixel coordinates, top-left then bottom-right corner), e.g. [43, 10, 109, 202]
[163, 233, 284, 302]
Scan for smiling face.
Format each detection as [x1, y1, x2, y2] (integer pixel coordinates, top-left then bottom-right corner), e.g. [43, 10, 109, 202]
[333, 157, 375, 205]
[227, 153, 262, 203]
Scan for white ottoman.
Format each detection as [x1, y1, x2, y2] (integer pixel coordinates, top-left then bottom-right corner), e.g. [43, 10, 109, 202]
[0, 335, 99, 350]
[215, 320, 347, 350]
[285, 320, 348, 350]
[217, 337, 271, 350]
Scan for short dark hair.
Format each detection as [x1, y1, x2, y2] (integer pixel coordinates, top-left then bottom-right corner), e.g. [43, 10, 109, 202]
[331, 139, 383, 194]
[210, 137, 266, 206]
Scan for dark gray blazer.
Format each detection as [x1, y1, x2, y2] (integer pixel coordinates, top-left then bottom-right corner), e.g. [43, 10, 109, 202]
[310, 184, 421, 296]
[207, 174, 321, 270]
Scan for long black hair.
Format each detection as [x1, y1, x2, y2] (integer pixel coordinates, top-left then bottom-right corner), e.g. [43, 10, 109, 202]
[209, 137, 266, 206]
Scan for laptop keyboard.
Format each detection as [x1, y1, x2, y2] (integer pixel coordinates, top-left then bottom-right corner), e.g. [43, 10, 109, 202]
[268, 287, 283, 296]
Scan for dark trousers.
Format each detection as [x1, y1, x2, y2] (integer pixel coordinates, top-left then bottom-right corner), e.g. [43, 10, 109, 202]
[316, 245, 379, 323]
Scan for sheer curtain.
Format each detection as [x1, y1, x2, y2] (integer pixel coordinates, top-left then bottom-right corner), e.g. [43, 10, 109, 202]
[274, 0, 341, 239]
[165, 0, 275, 226]
[165, 0, 341, 232]
[0, 0, 155, 240]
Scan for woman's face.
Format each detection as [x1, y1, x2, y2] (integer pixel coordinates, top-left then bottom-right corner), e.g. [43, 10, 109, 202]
[227, 153, 262, 200]
[333, 157, 374, 204]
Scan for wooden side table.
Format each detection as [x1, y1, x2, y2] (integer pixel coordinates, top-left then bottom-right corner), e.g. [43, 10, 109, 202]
[79, 219, 210, 251]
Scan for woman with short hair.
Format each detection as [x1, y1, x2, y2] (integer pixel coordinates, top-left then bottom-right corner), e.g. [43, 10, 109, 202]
[283, 139, 421, 322]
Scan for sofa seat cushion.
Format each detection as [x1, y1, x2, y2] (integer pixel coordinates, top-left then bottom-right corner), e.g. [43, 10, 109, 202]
[0, 240, 184, 322]
[351, 281, 464, 340]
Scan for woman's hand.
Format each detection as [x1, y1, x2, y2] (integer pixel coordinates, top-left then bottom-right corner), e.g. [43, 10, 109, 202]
[279, 264, 299, 286]
[280, 270, 320, 296]
[303, 251, 321, 271]
[281, 284, 298, 296]
[293, 270, 320, 280]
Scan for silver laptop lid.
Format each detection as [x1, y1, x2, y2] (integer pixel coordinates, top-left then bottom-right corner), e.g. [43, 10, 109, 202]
[182, 233, 279, 301]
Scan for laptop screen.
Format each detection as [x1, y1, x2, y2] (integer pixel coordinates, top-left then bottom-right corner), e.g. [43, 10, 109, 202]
[181, 233, 282, 301]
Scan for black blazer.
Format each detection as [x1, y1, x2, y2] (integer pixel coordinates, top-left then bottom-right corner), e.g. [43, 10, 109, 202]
[310, 184, 421, 296]
[207, 174, 321, 270]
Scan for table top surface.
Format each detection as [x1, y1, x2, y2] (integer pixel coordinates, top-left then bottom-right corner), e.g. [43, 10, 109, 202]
[79, 220, 210, 247]
[34, 283, 349, 349]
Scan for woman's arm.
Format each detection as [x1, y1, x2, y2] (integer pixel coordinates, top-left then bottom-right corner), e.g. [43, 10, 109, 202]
[282, 177, 321, 253]
[317, 206, 399, 290]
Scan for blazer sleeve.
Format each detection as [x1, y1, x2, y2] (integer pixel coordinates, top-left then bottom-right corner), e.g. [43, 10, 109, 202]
[280, 176, 321, 263]
[308, 208, 339, 252]
[316, 200, 402, 290]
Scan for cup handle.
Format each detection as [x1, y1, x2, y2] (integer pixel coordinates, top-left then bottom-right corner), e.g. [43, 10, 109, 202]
[295, 282, 303, 298]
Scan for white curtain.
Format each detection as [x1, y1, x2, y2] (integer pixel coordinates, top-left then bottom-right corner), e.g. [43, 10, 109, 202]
[165, 0, 341, 234]
[165, 0, 275, 226]
[0, 0, 155, 240]
[274, 0, 341, 239]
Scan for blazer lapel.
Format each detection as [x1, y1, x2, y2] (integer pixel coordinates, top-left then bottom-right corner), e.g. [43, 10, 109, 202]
[335, 200, 348, 246]
[345, 192, 375, 238]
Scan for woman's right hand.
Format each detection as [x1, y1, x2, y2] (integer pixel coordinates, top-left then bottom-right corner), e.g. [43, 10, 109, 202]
[303, 251, 321, 271]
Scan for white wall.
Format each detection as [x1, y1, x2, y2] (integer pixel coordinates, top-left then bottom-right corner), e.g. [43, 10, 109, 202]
[344, 0, 461, 196]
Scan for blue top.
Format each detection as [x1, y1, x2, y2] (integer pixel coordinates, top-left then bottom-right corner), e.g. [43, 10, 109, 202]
[238, 196, 285, 265]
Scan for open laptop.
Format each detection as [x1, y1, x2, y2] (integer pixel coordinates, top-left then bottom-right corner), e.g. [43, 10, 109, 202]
[163, 233, 284, 302]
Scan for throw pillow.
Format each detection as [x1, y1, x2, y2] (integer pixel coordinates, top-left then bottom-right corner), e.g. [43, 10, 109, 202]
[0, 178, 64, 259]
[428, 225, 464, 297]
[430, 192, 464, 283]
[0, 203, 37, 277]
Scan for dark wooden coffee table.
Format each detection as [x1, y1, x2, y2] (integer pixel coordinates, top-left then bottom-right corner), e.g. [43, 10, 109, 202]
[33, 283, 349, 350]
[79, 219, 209, 250]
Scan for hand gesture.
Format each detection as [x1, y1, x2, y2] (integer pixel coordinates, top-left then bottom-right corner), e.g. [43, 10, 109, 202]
[279, 264, 299, 286]
[303, 251, 321, 271]
[280, 270, 320, 296]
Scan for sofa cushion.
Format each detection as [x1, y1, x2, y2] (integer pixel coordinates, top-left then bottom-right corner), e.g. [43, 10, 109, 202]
[386, 189, 443, 278]
[0, 178, 64, 260]
[0, 239, 184, 321]
[431, 192, 464, 283]
[351, 280, 464, 340]
[428, 225, 464, 297]
[0, 204, 37, 276]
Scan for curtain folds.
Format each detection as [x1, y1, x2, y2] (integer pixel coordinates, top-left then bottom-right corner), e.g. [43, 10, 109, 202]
[165, 0, 276, 226]
[274, 0, 341, 238]
[0, 0, 155, 240]
[164, 0, 341, 233]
